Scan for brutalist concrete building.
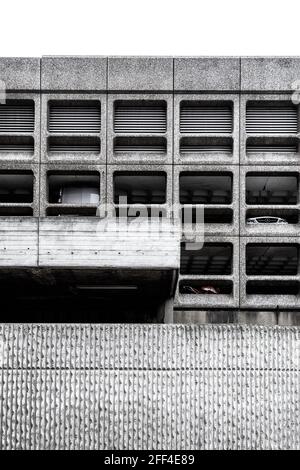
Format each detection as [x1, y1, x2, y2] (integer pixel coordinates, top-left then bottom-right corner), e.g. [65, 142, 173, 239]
[0, 57, 300, 450]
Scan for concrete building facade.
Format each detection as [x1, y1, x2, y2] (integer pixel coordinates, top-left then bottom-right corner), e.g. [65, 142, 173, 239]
[0, 56, 300, 325]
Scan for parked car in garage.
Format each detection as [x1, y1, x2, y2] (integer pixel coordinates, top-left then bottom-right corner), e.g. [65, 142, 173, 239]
[246, 216, 288, 225]
[182, 285, 220, 295]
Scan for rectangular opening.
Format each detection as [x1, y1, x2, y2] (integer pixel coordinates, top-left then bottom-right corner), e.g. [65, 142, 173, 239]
[0, 171, 33, 203]
[180, 136, 233, 155]
[114, 136, 167, 154]
[48, 136, 100, 154]
[246, 172, 298, 205]
[181, 207, 233, 224]
[180, 242, 233, 275]
[180, 172, 232, 204]
[0, 207, 33, 216]
[246, 101, 298, 134]
[0, 100, 34, 133]
[114, 100, 167, 134]
[46, 207, 98, 217]
[114, 172, 167, 205]
[246, 281, 300, 296]
[0, 136, 34, 154]
[246, 244, 299, 276]
[246, 209, 299, 225]
[48, 101, 101, 133]
[179, 280, 233, 295]
[115, 206, 167, 219]
[246, 137, 299, 155]
[180, 101, 233, 133]
[47, 172, 100, 205]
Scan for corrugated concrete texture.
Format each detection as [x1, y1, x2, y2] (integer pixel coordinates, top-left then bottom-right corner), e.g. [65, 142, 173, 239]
[0, 324, 299, 450]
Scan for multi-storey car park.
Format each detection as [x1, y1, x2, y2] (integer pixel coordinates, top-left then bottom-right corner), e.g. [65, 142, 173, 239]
[0, 57, 300, 450]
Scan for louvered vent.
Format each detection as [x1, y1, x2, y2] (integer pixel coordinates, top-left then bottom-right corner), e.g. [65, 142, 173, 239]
[180, 102, 233, 134]
[246, 137, 298, 154]
[0, 136, 34, 154]
[48, 101, 101, 133]
[180, 137, 232, 154]
[114, 101, 167, 133]
[48, 136, 100, 154]
[114, 137, 166, 154]
[0, 101, 34, 133]
[246, 103, 298, 134]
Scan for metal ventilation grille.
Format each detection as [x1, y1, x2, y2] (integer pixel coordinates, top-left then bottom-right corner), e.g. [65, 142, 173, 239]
[246, 104, 298, 134]
[49, 144, 100, 153]
[181, 144, 232, 154]
[115, 145, 166, 154]
[114, 102, 167, 133]
[48, 137, 100, 154]
[49, 102, 101, 133]
[0, 144, 33, 153]
[114, 137, 167, 154]
[0, 101, 34, 133]
[247, 144, 298, 154]
[0, 136, 34, 153]
[180, 103, 233, 133]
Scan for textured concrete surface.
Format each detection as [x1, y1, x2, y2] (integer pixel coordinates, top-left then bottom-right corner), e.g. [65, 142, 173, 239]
[241, 57, 300, 91]
[0, 324, 299, 450]
[174, 57, 240, 91]
[0, 58, 40, 91]
[41, 56, 107, 91]
[108, 57, 173, 91]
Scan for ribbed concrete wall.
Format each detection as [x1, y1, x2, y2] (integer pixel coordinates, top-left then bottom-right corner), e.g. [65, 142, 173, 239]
[0, 324, 299, 450]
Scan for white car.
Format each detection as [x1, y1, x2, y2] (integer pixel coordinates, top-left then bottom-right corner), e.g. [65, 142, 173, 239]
[246, 216, 288, 225]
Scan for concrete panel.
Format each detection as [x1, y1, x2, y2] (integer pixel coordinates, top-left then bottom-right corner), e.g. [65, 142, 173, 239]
[38, 218, 180, 269]
[241, 57, 300, 91]
[108, 57, 173, 91]
[174, 57, 240, 91]
[41, 56, 107, 91]
[0, 58, 40, 91]
[0, 324, 299, 450]
[0, 218, 38, 267]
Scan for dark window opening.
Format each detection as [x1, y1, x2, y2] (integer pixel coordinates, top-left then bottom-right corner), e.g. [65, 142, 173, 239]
[180, 280, 233, 295]
[114, 100, 167, 134]
[48, 100, 101, 133]
[180, 172, 232, 205]
[114, 136, 167, 154]
[114, 172, 167, 205]
[181, 207, 233, 224]
[180, 101, 233, 133]
[246, 137, 299, 155]
[247, 281, 300, 296]
[180, 243, 233, 275]
[246, 173, 298, 205]
[0, 207, 33, 216]
[48, 136, 100, 154]
[0, 172, 33, 203]
[246, 244, 299, 276]
[180, 136, 233, 155]
[47, 173, 100, 211]
[0, 136, 34, 154]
